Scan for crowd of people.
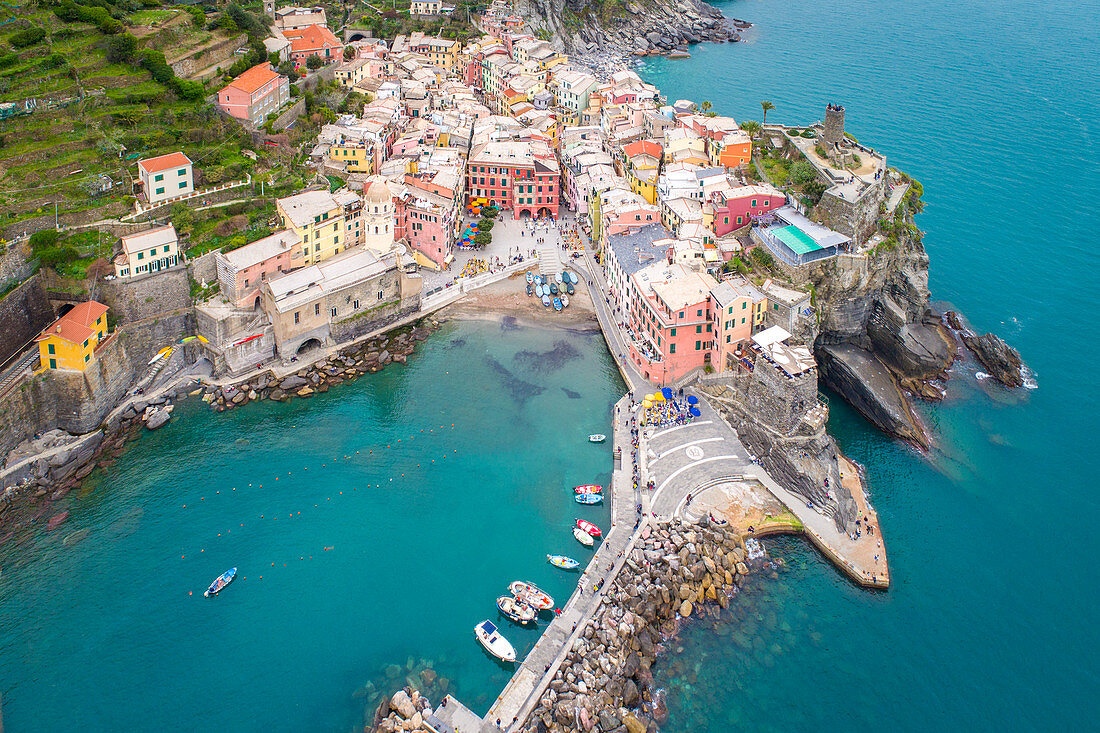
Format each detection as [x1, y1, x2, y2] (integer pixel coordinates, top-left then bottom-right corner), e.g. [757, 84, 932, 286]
[642, 395, 695, 428]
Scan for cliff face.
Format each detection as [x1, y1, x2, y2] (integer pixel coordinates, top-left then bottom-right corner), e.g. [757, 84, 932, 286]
[810, 223, 955, 446]
[515, 0, 741, 56]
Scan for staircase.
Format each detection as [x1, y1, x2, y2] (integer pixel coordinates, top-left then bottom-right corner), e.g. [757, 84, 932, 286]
[537, 237, 561, 280]
[133, 346, 178, 393]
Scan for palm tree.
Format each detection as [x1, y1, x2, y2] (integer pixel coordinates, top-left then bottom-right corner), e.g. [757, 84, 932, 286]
[699, 100, 712, 113]
[740, 120, 762, 139]
[760, 100, 775, 128]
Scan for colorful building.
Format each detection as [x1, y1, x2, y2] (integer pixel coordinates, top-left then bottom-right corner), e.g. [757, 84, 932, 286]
[283, 24, 342, 70]
[217, 63, 290, 125]
[137, 152, 193, 206]
[626, 262, 718, 385]
[114, 224, 182, 279]
[709, 277, 767, 372]
[214, 230, 304, 309]
[709, 183, 785, 236]
[276, 191, 346, 265]
[466, 140, 560, 218]
[36, 301, 109, 372]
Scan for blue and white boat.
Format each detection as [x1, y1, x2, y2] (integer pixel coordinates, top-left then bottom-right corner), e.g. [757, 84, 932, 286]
[526, 282, 533, 296]
[555, 272, 563, 283]
[542, 295, 551, 307]
[535, 283, 542, 297]
[204, 567, 237, 597]
[550, 282, 558, 295]
[526, 271, 534, 284]
[575, 492, 603, 505]
[553, 297, 562, 311]
[475, 620, 517, 662]
[547, 554, 580, 570]
[566, 283, 575, 295]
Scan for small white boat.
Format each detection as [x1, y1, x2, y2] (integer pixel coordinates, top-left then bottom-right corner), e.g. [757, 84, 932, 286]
[497, 595, 537, 624]
[573, 526, 594, 547]
[588, 434, 606, 443]
[561, 295, 570, 308]
[475, 620, 516, 662]
[509, 581, 554, 609]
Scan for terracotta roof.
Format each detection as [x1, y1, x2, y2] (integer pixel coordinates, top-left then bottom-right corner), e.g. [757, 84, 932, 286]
[36, 301, 109, 346]
[283, 24, 340, 53]
[228, 63, 283, 95]
[138, 152, 192, 175]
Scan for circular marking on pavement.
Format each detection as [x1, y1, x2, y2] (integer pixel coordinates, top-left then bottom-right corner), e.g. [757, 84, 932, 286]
[685, 446, 705, 461]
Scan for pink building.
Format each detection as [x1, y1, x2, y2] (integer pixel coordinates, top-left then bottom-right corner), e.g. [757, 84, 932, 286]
[709, 276, 768, 372]
[214, 230, 303, 309]
[709, 184, 785, 237]
[393, 173, 461, 269]
[626, 262, 718, 385]
[217, 63, 290, 125]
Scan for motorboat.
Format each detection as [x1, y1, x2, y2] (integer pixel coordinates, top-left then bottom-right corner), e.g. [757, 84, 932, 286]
[547, 554, 580, 570]
[526, 282, 533, 296]
[587, 434, 606, 443]
[561, 295, 569, 308]
[526, 271, 534, 283]
[474, 620, 517, 662]
[573, 527, 595, 547]
[509, 581, 554, 609]
[574, 484, 603, 493]
[535, 283, 543, 297]
[553, 297, 562, 311]
[555, 272, 563, 283]
[566, 283, 575, 295]
[542, 295, 551, 307]
[550, 282, 559, 295]
[575, 519, 602, 538]
[496, 595, 537, 624]
[575, 492, 603, 505]
[204, 568, 236, 597]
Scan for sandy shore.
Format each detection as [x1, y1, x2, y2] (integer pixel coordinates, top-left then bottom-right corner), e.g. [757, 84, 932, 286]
[438, 271, 600, 330]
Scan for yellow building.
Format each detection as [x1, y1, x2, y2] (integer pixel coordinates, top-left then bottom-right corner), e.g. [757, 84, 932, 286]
[410, 38, 459, 71]
[36, 301, 109, 372]
[329, 141, 375, 174]
[276, 190, 346, 265]
[630, 167, 658, 205]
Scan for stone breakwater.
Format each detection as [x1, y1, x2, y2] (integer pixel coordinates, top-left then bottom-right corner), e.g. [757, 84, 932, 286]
[200, 321, 439, 411]
[521, 518, 758, 733]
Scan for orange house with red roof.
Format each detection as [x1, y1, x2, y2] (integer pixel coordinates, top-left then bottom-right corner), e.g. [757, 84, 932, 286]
[36, 301, 110, 372]
[282, 24, 342, 70]
[218, 63, 290, 126]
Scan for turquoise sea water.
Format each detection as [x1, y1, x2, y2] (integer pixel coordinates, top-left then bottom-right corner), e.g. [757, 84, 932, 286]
[641, 0, 1099, 728]
[0, 321, 624, 731]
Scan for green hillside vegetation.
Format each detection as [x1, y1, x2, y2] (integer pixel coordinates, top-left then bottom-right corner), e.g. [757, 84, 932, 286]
[0, 1, 290, 238]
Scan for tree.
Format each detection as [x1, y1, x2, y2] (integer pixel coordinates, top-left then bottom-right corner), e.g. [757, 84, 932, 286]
[790, 160, 817, 185]
[760, 100, 775, 127]
[699, 100, 712, 113]
[477, 218, 494, 232]
[170, 203, 194, 233]
[343, 46, 355, 61]
[306, 54, 323, 70]
[740, 120, 762, 139]
[473, 231, 491, 247]
[106, 33, 137, 64]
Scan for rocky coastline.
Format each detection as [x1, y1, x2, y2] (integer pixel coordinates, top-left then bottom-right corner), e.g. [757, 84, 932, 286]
[521, 518, 762, 733]
[516, 0, 751, 59]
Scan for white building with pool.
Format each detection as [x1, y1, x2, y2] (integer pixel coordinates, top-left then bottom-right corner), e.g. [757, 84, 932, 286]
[752, 206, 850, 266]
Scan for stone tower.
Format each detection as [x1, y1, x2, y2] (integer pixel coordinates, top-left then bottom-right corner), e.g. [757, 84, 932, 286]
[362, 176, 395, 254]
[264, 0, 275, 20]
[820, 103, 845, 148]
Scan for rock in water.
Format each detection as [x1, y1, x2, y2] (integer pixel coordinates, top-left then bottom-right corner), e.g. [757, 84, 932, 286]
[390, 690, 415, 719]
[145, 409, 171, 430]
[964, 332, 1024, 387]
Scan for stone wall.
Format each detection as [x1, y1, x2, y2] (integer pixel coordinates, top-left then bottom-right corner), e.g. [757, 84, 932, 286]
[98, 268, 192, 323]
[330, 297, 420, 346]
[0, 312, 195, 456]
[169, 33, 248, 79]
[0, 240, 35, 287]
[814, 177, 886, 241]
[0, 272, 55, 366]
[190, 252, 218, 286]
[729, 358, 818, 435]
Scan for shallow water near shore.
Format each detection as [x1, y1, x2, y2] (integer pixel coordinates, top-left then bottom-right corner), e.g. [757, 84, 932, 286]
[643, 0, 1099, 728]
[0, 320, 624, 732]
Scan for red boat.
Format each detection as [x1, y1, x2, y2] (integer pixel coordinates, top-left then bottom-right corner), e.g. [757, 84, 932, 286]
[573, 484, 603, 494]
[576, 519, 602, 538]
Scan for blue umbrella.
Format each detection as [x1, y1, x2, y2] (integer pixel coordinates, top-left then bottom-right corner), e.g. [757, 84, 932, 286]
[689, 406, 701, 417]
[686, 395, 699, 405]
[661, 387, 673, 400]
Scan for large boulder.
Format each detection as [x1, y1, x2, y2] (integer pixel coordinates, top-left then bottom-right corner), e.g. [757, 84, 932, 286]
[390, 690, 415, 719]
[622, 678, 639, 707]
[964, 332, 1024, 387]
[145, 409, 171, 430]
[280, 375, 307, 390]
